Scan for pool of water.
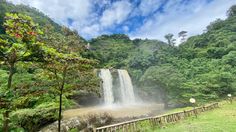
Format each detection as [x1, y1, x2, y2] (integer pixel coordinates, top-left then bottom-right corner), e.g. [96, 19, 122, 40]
[63, 103, 165, 119]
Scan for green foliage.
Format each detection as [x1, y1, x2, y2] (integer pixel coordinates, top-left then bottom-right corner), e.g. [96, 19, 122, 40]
[0, 3, 99, 131]
[222, 51, 236, 66]
[227, 5, 236, 17]
[84, 34, 134, 68]
[0, 0, 61, 34]
[164, 33, 176, 46]
[141, 65, 186, 105]
[0, 12, 45, 112]
[11, 105, 59, 131]
[128, 51, 155, 71]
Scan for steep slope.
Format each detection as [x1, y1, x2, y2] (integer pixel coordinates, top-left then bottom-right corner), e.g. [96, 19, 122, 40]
[0, 0, 62, 33]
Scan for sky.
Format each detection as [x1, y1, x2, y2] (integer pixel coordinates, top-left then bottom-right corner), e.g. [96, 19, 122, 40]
[7, 0, 236, 42]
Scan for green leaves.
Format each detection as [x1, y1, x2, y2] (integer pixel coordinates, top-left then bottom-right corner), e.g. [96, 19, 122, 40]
[0, 12, 46, 65]
[4, 13, 42, 43]
[227, 5, 236, 17]
[223, 51, 236, 66]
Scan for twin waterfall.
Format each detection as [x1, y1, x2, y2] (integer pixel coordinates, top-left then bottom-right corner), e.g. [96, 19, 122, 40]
[99, 69, 136, 106]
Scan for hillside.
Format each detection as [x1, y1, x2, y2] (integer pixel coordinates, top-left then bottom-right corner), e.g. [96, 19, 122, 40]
[0, 0, 61, 33]
[0, 0, 87, 44]
[86, 5, 236, 108]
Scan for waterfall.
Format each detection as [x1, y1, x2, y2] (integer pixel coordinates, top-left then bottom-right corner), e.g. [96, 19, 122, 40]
[118, 69, 136, 104]
[99, 69, 114, 105]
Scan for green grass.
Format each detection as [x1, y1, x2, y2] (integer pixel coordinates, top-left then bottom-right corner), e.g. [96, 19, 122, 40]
[143, 100, 236, 132]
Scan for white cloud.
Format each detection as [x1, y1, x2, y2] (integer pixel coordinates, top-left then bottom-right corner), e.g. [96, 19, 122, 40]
[7, 0, 100, 38]
[138, 0, 164, 16]
[100, 1, 132, 27]
[7, 0, 133, 38]
[6, 0, 236, 41]
[130, 0, 236, 44]
[7, 0, 93, 24]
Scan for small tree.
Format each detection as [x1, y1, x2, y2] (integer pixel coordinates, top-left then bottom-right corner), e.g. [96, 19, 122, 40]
[0, 12, 43, 132]
[42, 48, 96, 131]
[0, 13, 42, 132]
[42, 27, 98, 131]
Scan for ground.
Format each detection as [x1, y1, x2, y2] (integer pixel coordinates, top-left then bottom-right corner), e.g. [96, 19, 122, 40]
[143, 100, 236, 132]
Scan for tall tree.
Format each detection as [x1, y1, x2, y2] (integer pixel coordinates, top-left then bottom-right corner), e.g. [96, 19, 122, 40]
[164, 33, 176, 46]
[0, 12, 44, 132]
[178, 31, 187, 43]
[227, 5, 236, 17]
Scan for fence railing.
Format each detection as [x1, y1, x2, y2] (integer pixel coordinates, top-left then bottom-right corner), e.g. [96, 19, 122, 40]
[93, 102, 219, 132]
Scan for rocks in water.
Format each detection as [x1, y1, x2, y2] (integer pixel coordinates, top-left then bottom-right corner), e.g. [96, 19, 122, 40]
[39, 117, 82, 132]
[40, 113, 113, 132]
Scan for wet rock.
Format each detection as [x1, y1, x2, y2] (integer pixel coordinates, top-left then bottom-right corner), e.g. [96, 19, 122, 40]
[40, 113, 113, 132]
[39, 117, 82, 132]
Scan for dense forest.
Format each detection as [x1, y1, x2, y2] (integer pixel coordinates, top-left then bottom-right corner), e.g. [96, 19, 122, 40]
[85, 5, 236, 107]
[0, 0, 236, 131]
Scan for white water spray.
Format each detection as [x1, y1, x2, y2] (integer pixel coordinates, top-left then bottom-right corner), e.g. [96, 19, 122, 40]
[118, 69, 136, 104]
[99, 69, 114, 105]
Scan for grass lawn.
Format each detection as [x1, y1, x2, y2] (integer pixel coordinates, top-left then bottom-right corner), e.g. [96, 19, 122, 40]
[141, 100, 236, 132]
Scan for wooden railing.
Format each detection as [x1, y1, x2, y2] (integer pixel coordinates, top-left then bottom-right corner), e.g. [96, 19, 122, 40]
[93, 102, 219, 132]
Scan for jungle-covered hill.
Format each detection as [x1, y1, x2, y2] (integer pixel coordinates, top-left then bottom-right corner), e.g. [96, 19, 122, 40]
[0, 0, 236, 131]
[85, 5, 236, 107]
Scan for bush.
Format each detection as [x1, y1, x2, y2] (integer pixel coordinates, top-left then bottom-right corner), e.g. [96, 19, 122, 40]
[11, 105, 58, 131]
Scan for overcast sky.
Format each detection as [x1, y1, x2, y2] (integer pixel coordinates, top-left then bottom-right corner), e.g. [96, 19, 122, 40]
[7, 0, 236, 41]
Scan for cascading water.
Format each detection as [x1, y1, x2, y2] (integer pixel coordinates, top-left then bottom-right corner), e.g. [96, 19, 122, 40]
[99, 69, 114, 105]
[118, 69, 136, 104]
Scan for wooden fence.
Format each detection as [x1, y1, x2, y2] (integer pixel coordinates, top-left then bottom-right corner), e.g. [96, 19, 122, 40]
[93, 102, 219, 132]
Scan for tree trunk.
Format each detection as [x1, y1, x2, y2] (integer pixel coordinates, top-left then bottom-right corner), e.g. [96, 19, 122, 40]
[7, 64, 14, 89]
[163, 96, 168, 109]
[58, 89, 63, 132]
[58, 67, 67, 132]
[3, 63, 14, 132]
[160, 88, 168, 109]
[3, 110, 10, 132]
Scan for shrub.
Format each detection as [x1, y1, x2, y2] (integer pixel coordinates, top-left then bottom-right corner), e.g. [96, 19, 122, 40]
[11, 104, 58, 131]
